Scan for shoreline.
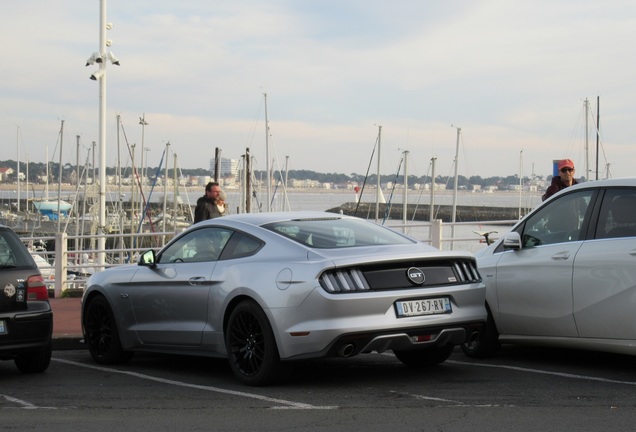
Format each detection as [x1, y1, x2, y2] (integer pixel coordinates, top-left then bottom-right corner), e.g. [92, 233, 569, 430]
[0, 182, 542, 196]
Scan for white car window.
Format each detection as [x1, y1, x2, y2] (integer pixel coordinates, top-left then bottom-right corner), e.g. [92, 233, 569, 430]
[596, 190, 636, 239]
[520, 190, 594, 247]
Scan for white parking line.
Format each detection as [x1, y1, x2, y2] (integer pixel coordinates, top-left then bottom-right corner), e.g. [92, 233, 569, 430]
[0, 394, 56, 410]
[447, 359, 636, 386]
[52, 358, 336, 410]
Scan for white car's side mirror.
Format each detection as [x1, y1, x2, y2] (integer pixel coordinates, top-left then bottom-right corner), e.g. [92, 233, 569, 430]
[502, 232, 522, 250]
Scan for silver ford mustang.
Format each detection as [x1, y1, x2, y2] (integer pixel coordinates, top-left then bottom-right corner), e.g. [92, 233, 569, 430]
[82, 212, 486, 386]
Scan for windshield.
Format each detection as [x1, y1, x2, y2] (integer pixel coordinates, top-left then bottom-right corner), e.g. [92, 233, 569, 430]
[263, 217, 415, 248]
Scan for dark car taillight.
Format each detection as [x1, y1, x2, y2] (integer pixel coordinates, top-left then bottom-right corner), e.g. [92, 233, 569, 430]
[26, 275, 49, 301]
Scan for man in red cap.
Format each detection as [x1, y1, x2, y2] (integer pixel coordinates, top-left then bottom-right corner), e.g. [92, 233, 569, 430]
[542, 159, 578, 201]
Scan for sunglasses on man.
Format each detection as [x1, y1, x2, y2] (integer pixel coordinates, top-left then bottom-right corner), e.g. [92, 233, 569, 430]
[560, 167, 574, 173]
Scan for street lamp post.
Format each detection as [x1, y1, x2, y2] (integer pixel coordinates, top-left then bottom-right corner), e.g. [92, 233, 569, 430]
[85, 0, 120, 269]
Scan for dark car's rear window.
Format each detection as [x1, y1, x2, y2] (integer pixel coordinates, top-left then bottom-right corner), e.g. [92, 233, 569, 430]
[0, 228, 35, 268]
[263, 217, 415, 248]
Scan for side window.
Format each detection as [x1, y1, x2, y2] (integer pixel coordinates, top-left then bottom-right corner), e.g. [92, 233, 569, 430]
[596, 190, 636, 239]
[520, 190, 594, 247]
[158, 227, 233, 263]
[220, 231, 264, 260]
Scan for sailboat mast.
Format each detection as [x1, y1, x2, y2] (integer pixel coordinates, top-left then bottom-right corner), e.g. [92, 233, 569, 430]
[584, 98, 589, 181]
[596, 96, 600, 180]
[402, 150, 408, 229]
[16, 127, 20, 213]
[430, 157, 436, 223]
[264, 93, 271, 212]
[451, 126, 461, 249]
[375, 125, 382, 222]
[57, 120, 64, 233]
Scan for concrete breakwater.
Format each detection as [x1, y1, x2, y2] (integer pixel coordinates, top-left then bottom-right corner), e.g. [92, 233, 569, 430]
[326, 202, 523, 222]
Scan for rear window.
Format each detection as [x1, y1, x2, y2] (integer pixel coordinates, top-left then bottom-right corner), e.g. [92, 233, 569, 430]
[0, 228, 35, 268]
[263, 217, 415, 248]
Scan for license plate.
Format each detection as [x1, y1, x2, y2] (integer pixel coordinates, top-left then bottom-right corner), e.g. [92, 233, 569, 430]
[395, 297, 452, 317]
[0, 319, 6, 335]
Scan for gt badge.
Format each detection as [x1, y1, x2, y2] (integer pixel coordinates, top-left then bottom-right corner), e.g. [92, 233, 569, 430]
[4, 284, 16, 298]
[406, 267, 425, 285]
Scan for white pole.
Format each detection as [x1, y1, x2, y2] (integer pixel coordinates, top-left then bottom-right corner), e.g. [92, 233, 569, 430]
[97, 0, 108, 269]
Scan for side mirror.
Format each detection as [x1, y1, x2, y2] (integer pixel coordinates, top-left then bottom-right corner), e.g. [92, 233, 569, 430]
[502, 232, 522, 250]
[139, 249, 157, 268]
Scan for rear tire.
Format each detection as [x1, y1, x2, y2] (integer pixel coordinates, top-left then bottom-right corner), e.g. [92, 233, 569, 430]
[394, 345, 454, 367]
[225, 300, 284, 386]
[15, 342, 52, 373]
[84, 295, 133, 364]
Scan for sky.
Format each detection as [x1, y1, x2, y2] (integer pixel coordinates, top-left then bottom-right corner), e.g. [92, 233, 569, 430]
[2, 0, 635, 180]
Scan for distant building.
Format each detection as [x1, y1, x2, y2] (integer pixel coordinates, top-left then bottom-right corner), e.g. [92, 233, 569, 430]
[0, 167, 14, 182]
[209, 158, 240, 179]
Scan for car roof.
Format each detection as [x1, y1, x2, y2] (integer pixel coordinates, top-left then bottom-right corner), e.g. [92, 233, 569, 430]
[543, 177, 636, 202]
[568, 177, 636, 190]
[195, 211, 349, 228]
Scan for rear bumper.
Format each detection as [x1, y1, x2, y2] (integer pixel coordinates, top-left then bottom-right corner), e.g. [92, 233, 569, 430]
[0, 303, 53, 358]
[288, 321, 484, 360]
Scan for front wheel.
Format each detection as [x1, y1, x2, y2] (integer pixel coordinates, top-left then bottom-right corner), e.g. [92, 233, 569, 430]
[83, 295, 133, 364]
[225, 300, 284, 386]
[394, 345, 455, 367]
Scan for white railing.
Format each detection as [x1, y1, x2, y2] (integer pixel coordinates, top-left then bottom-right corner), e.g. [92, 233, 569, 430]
[23, 219, 517, 298]
[24, 230, 176, 298]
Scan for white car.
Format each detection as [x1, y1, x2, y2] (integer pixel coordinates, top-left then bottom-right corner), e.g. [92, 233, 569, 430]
[462, 177, 636, 359]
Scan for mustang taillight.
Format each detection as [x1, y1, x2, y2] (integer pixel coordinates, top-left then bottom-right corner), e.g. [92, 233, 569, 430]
[319, 269, 370, 293]
[26, 275, 49, 301]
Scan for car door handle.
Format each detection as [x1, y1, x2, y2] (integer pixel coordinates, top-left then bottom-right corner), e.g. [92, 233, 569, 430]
[189, 277, 207, 286]
[551, 251, 571, 260]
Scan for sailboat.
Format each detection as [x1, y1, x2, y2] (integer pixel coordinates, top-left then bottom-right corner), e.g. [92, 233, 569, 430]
[33, 200, 72, 220]
[32, 120, 72, 221]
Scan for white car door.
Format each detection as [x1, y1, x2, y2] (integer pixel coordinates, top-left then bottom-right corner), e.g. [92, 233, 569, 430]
[573, 190, 636, 340]
[493, 189, 594, 338]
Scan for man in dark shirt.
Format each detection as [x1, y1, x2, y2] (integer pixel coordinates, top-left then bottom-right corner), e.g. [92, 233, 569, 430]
[542, 159, 578, 201]
[194, 182, 225, 223]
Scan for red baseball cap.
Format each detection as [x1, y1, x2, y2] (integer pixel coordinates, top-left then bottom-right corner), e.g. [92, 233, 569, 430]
[558, 159, 575, 171]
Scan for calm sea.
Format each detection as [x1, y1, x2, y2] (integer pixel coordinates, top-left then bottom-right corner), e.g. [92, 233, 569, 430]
[1, 187, 539, 253]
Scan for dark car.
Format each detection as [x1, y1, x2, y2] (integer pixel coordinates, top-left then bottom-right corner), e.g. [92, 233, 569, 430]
[0, 225, 53, 373]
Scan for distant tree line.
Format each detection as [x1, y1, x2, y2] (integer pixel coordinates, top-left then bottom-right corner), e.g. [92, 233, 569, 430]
[0, 159, 543, 189]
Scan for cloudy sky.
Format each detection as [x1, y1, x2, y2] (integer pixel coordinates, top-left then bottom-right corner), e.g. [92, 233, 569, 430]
[1, 1, 635, 180]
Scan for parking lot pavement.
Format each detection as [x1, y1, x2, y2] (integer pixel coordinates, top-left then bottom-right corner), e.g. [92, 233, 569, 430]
[49, 297, 84, 350]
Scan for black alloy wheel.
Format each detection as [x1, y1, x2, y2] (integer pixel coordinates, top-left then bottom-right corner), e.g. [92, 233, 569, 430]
[225, 300, 283, 386]
[84, 295, 132, 364]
